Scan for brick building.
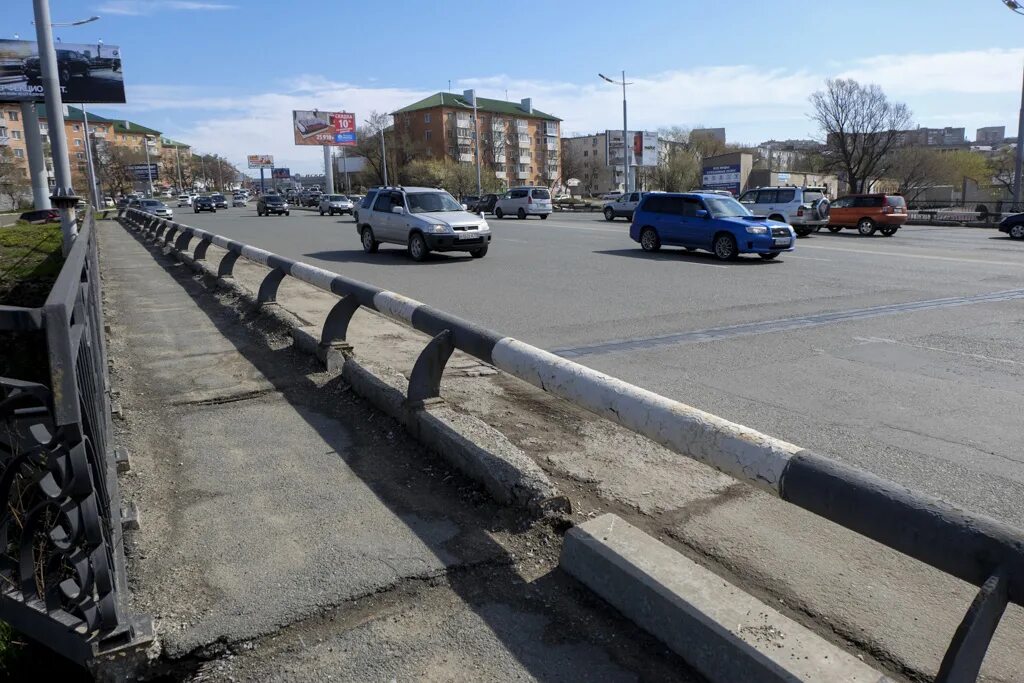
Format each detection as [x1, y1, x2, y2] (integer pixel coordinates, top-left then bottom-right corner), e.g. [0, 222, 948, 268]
[393, 92, 561, 188]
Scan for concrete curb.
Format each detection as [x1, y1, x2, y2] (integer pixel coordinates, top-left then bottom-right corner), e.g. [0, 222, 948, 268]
[157, 229, 564, 514]
[561, 514, 891, 683]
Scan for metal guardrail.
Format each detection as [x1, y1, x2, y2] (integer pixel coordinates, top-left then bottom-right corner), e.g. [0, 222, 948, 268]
[0, 210, 151, 666]
[125, 208, 1023, 682]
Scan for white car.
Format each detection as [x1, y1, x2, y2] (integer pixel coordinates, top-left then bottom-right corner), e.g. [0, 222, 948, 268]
[493, 186, 553, 220]
[177, 194, 193, 207]
[232, 195, 247, 207]
[737, 186, 831, 237]
[603, 191, 647, 221]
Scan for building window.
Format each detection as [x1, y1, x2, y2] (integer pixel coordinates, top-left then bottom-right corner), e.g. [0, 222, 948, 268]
[425, 130, 432, 141]
[74, 138, 82, 147]
[424, 113, 431, 124]
[11, 130, 21, 140]
[13, 149, 24, 158]
[583, 150, 588, 157]
[7, 111, 18, 121]
[121, 135, 127, 141]
[76, 152, 85, 160]
[73, 124, 81, 132]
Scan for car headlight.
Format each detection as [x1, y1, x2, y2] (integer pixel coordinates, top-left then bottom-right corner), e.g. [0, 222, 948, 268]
[479, 220, 490, 231]
[745, 226, 768, 234]
[430, 224, 449, 233]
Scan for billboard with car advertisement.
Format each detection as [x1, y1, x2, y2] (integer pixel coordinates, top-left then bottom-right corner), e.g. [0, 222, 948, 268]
[272, 168, 290, 179]
[247, 154, 274, 169]
[605, 130, 659, 168]
[701, 164, 742, 195]
[0, 39, 125, 103]
[292, 110, 357, 146]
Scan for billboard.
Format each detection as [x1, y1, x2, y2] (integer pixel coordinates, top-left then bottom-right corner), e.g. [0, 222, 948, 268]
[0, 39, 126, 104]
[272, 168, 290, 179]
[293, 110, 357, 146]
[605, 130, 659, 168]
[128, 163, 159, 180]
[247, 154, 274, 169]
[701, 164, 742, 195]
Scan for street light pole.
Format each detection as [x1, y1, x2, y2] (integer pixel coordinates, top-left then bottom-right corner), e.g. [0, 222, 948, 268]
[463, 89, 483, 197]
[80, 103, 100, 206]
[380, 127, 389, 186]
[599, 71, 633, 194]
[143, 135, 154, 195]
[1000, 1, 1024, 209]
[32, 0, 77, 253]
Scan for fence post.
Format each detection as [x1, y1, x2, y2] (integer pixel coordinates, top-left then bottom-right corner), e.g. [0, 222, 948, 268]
[407, 329, 455, 404]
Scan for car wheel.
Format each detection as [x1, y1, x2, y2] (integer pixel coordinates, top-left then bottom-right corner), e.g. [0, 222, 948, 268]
[794, 226, 813, 237]
[517, 208, 526, 220]
[285, 211, 290, 216]
[639, 227, 661, 252]
[1010, 224, 1024, 239]
[361, 227, 379, 253]
[194, 208, 199, 213]
[604, 207, 615, 221]
[212, 209, 216, 213]
[759, 252, 781, 260]
[827, 225, 842, 233]
[320, 208, 325, 215]
[539, 214, 548, 220]
[495, 208, 504, 219]
[857, 218, 877, 236]
[470, 246, 488, 258]
[713, 233, 738, 261]
[409, 233, 428, 262]
[880, 226, 898, 236]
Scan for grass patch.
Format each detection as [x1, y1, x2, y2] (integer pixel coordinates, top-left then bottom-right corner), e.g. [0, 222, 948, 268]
[0, 222, 64, 308]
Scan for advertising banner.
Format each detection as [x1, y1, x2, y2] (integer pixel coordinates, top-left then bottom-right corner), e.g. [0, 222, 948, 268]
[701, 164, 742, 195]
[272, 168, 291, 179]
[606, 130, 659, 168]
[128, 163, 159, 180]
[0, 39, 125, 103]
[247, 154, 274, 169]
[293, 110, 357, 146]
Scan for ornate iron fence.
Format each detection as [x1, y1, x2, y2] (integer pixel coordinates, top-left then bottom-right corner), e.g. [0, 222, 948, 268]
[0, 210, 150, 666]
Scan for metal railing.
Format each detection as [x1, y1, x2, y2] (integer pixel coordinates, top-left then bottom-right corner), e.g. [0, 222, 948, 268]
[0, 210, 150, 665]
[125, 208, 1024, 682]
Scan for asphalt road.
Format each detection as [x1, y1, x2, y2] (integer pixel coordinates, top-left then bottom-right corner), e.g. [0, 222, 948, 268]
[172, 203, 1024, 528]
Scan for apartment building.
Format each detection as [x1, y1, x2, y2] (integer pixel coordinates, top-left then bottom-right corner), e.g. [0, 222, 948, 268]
[0, 105, 29, 178]
[562, 133, 682, 195]
[393, 92, 561, 188]
[160, 137, 192, 186]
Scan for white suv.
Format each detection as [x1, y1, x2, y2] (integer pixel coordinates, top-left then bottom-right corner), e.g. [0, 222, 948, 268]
[737, 186, 830, 236]
[494, 186, 553, 220]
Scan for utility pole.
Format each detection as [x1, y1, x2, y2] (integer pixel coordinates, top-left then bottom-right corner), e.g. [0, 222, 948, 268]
[19, 102, 50, 209]
[80, 104, 99, 206]
[464, 89, 482, 197]
[1014, 63, 1024, 210]
[380, 127, 389, 186]
[341, 145, 351, 192]
[32, 0, 76, 253]
[143, 135, 154, 195]
[323, 145, 335, 194]
[599, 71, 634, 194]
[175, 144, 183, 191]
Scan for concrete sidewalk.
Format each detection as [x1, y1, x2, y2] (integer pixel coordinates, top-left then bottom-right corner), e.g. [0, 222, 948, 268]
[99, 218, 698, 680]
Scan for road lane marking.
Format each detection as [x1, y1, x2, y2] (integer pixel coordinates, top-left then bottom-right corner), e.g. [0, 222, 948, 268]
[852, 336, 1024, 366]
[785, 254, 832, 262]
[801, 244, 1024, 267]
[553, 288, 1024, 358]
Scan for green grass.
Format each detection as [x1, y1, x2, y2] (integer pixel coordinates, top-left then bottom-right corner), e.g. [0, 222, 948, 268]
[0, 222, 65, 307]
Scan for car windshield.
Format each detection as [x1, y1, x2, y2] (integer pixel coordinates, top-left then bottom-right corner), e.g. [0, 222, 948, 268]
[704, 197, 751, 218]
[406, 192, 463, 213]
[532, 189, 551, 199]
[142, 200, 162, 207]
[266, 196, 283, 203]
[329, 195, 344, 201]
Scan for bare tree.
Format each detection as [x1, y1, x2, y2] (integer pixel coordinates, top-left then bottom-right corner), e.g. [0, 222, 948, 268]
[560, 145, 585, 192]
[810, 79, 912, 193]
[887, 146, 949, 201]
[989, 147, 1016, 197]
[97, 145, 146, 197]
[0, 147, 29, 210]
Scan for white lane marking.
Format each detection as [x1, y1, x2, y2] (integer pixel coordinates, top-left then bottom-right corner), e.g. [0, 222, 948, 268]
[785, 254, 832, 262]
[491, 337, 798, 494]
[372, 291, 421, 323]
[499, 237, 531, 244]
[801, 244, 1024, 267]
[505, 221, 627, 234]
[853, 336, 1024, 366]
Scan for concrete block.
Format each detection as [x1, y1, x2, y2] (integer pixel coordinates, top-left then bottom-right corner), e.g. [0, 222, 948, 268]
[114, 446, 131, 473]
[121, 502, 140, 531]
[561, 514, 891, 683]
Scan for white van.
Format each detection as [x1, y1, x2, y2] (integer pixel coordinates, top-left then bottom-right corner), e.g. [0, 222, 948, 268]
[494, 186, 553, 220]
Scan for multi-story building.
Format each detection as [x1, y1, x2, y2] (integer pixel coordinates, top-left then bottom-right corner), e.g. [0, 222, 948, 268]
[0, 104, 29, 177]
[392, 92, 561, 188]
[562, 132, 682, 195]
[976, 126, 1006, 145]
[160, 137, 191, 188]
[896, 126, 968, 149]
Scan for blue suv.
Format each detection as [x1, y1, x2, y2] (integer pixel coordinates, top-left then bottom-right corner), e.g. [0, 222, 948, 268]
[629, 192, 796, 261]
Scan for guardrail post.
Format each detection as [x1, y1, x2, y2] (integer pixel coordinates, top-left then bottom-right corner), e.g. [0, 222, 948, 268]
[935, 568, 1009, 683]
[320, 295, 360, 352]
[155, 220, 168, 239]
[217, 251, 240, 278]
[163, 222, 177, 244]
[174, 230, 192, 252]
[407, 329, 455, 404]
[193, 237, 212, 261]
[257, 268, 287, 305]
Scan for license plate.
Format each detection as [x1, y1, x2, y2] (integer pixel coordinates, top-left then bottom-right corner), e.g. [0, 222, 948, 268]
[772, 237, 790, 246]
[457, 231, 478, 239]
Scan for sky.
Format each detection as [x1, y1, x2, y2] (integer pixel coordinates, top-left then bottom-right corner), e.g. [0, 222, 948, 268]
[6, 0, 1024, 175]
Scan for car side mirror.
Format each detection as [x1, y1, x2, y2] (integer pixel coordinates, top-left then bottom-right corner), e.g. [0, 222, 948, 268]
[461, 203, 468, 210]
[391, 206, 405, 215]
[696, 209, 709, 219]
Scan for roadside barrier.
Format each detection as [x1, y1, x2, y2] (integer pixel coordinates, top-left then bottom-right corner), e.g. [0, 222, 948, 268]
[124, 208, 1023, 681]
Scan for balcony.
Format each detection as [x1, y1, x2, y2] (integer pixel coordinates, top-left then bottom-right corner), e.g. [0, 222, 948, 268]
[494, 171, 506, 179]
[518, 136, 530, 148]
[0, 135, 8, 146]
[459, 152, 474, 162]
[492, 121, 505, 132]
[518, 154, 531, 164]
[455, 127, 473, 141]
[91, 129, 107, 138]
[517, 171, 529, 179]
[493, 154, 506, 163]
[545, 123, 558, 136]
[515, 120, 528, 132]
[546, 139, 557, 152]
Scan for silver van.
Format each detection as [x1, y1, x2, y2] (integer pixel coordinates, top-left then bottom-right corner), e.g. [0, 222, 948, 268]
[494, 186, 552, 220]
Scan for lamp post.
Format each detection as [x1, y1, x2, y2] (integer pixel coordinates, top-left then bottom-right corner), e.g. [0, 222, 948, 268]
[462, 89, 483, 197]
[599, 71, 633, 194]
[143, 135, 155, 195]
[31, 3, 99, 254]
[1001, 1, 1024, 209]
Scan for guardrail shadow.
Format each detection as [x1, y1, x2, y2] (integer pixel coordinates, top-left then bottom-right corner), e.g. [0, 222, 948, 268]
[593, 248, 783, 265]
[303, 249, 480, 267]
[115, 221, 692, 681]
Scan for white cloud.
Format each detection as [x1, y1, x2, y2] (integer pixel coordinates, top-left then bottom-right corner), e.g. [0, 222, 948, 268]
[96, 1, 236, 16]
[114, 48, 1024, 174]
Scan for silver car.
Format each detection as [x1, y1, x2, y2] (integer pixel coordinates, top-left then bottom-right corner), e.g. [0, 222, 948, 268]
[319, 194, 355, 216]
[358, 186, 491, 261]
[139, 199, 172, 217]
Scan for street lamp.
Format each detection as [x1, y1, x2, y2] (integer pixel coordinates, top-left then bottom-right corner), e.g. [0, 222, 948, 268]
[599, 71, 633, 193]
[33, 15, 100, 27]
[143, 135, 156, 196]
[1002, 0, 1024, 209]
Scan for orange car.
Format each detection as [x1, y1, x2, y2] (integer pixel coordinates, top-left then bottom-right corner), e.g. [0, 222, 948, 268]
[826, 194, 908, 236]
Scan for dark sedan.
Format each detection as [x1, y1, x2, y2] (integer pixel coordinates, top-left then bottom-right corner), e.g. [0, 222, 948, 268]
[193, 196, 216, 213]
[471, 193, 499, 214]
[999, 213, 1024, 239]
[19, 209, 60, 224]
